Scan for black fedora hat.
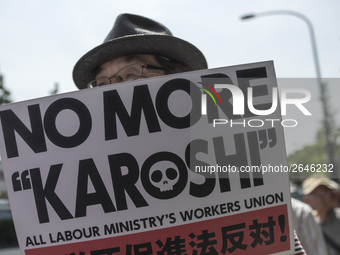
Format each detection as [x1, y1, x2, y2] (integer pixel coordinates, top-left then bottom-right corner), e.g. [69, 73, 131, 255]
[73, 13, 208, 89]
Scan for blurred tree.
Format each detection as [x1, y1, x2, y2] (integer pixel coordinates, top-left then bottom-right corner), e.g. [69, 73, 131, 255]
[288, 126, 340, 180]
[0, 72, 12, 199]
[288, 81, 339, 181]
[0, 72, 12, 104]
[49, 82, 59, 95]
[321, 81, 339, 179]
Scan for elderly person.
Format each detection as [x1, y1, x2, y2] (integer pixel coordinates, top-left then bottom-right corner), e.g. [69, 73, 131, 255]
[303, 174, 340, 255]
[72, 13, 207, 89]
[291, 197, 329, 255]
[72, 13, 306, 255]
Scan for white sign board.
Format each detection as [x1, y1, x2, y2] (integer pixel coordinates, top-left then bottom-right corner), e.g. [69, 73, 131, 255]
[0, 61, 294, 254]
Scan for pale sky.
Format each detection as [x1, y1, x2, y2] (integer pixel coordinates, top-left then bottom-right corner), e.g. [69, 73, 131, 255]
[0, 0, 339, 154]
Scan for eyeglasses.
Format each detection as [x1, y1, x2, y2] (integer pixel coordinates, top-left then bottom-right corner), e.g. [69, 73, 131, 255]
[88, 64, 168, 88]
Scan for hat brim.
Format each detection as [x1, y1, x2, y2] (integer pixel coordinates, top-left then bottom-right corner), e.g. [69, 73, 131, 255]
[303, 176, 340, 195]
[73, 34, 208, 89]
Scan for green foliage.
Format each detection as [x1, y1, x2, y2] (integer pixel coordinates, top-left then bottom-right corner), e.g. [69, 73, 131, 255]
[0, 218, 18, 248]
[288, 142, 327, 166]
[0, 73, 12, 104]
[288, 127, 339, 179]
[49, 82, 59, 95]
[289, 81, 339, 180]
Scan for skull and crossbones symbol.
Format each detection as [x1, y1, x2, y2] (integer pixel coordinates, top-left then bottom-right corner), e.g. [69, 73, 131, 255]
[149, 161, 180, 192]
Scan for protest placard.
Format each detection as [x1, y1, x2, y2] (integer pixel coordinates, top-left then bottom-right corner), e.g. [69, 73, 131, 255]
[0, 61, 294, 254]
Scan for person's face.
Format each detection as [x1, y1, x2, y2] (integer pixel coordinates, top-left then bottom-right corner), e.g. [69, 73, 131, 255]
[91, 54, 167, 87]
[304, 185, 335, 212]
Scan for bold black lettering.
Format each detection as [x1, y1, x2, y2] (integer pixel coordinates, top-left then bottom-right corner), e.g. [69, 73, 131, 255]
[44, 98, 92, 148]
[75, 159, 116, 218]
[247, 131, 264, 186]
[236, 67, 269, 118]
[21, 169, 31, 190]
[186, 139, 216, 197]
[108, 153, 148, 210]
[12, 172, 21, 191]
[213, 134, 249, 191]
[156, 79, 201, 129]
[26, 236, 34, 247]
[91, 247, 120, 255]
[0, 105, 46, 158]
[104, 85, 161, 140]
[30, 165, 73, 223]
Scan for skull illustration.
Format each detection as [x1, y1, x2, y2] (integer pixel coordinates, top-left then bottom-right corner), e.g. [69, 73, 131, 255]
[150, 161, 179, 192]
